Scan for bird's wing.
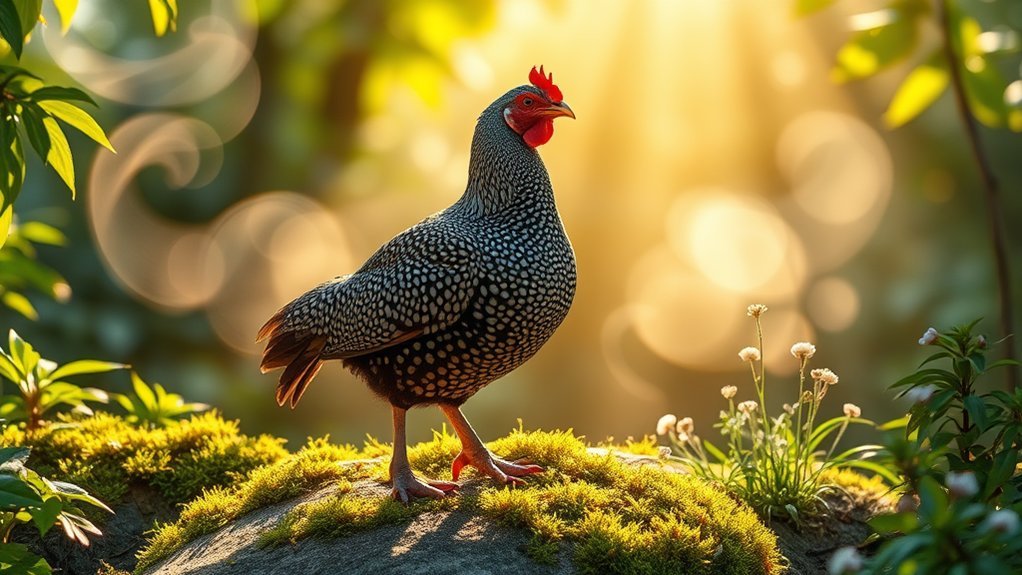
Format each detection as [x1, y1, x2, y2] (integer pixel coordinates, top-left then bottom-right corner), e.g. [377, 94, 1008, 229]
[261, 220, 479, 360]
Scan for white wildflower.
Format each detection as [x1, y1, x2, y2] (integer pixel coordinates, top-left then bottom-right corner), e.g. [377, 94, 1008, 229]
[905, 385, 937, 404]
[721, 385, 738, 400]
[918, 327, 939, 346]
[984, 509, 1019, 534]
[946, 471, 979, 499]
[790, 341, 816, 360]
[677, 417, 695, 435]
[738, 346, 761, 362]
[828, 547, 863, 575]
[843, 403, 861, 418]
[656, 414, 677, 436]
[811, 368, 839, 386]
[783, 403, 795, 415]
[737, 400, 758, 415]
[747, 304, 768, 318]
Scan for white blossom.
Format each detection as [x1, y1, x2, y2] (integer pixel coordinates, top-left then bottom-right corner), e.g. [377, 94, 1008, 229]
[790, 342, 816, 360]
[984, 509, 1019, 534]
[737, 400, 758, 415]
[946, 471, 979, 498]
[746, 304, 768, 318]
[721, 385, 738, 400]
[738, 346, 761, 362]
[905, 385, 937, 404]
[918, 327, 939, 346]
[677, 417, 695, 435]
[811, 368, 839, 386]
[843, 403, 861, 418]
[656, 414, 677, 436]
[828, 547, 863, 575]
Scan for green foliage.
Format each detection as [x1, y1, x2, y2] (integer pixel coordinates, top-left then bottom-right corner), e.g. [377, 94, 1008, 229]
[0, 65, 113, 207]
[114, 372, 209, 429]
[661, 305, 894, 526]
[143, 428, 784, 575]
[0, 216, 68, 319]
[0, 330, 126, 431]
[0, 445, 111, 575]
[854, 322, 1022, 574]
[0, 411, 288, 506]
[809, 0, 1022, 130]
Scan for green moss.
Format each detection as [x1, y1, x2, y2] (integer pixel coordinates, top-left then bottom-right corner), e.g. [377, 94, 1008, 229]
[0, 411, 288, 505]
[138, 428, 784, 575]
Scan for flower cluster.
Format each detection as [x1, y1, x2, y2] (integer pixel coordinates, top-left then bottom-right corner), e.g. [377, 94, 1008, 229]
[657, 304, 885, 524]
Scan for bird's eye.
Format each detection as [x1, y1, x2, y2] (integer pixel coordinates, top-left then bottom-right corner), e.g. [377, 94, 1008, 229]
[523, 97, 533, 107]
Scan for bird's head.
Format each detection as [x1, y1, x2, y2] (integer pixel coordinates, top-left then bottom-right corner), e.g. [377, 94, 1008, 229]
[502, 66, 575, 148]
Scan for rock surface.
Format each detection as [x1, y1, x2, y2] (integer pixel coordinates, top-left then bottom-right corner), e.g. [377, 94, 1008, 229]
[147, 479, 572, 575]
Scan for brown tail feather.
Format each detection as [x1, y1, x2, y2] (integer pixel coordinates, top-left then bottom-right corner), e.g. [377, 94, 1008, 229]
[259, 317, 326, 409]
[256, 308, 286, 343]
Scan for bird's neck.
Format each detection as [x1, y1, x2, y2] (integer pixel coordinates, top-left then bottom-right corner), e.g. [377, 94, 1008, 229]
[455, 113, 555, 218]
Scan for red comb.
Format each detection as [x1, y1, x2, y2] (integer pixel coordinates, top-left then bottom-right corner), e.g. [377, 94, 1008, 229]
[529, 65, 562, 103]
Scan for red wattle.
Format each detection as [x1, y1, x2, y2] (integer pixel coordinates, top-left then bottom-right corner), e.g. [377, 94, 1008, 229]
[523, 120, 554, 148]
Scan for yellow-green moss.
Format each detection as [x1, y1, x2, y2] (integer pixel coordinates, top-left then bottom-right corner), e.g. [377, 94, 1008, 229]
[139, 428, 784, 575]
[0, 411, 288, 505]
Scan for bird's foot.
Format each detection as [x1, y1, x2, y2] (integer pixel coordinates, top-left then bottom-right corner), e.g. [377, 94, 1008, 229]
[450, 449, 544, 485]
[390, 468, 459, 504]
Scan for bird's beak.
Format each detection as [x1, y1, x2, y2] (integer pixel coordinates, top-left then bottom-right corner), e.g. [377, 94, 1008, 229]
[540, 101, 575, 120]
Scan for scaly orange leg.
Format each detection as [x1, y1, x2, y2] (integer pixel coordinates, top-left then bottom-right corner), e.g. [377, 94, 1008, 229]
[439, 404, 544, 484]
[389, 405, 459, 503]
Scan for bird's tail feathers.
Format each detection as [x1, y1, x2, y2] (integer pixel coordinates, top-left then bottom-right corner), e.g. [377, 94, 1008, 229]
[259, 314, 327, 409]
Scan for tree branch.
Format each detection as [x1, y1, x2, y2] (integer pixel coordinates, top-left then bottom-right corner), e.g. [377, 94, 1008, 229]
[937, 0, 1018, 391]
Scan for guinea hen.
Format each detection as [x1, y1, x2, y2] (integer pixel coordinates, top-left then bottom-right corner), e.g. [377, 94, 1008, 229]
[258, 66, 576, 502]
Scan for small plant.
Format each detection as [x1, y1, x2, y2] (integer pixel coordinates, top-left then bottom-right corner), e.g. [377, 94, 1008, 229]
[0, 330, 126, 431]
[0, 446, 112, 575]
[847, 322, 1022, 574]
[658, 304, 895, 525]
[114, 372, 209, 429]
[0, 216, 69, 320]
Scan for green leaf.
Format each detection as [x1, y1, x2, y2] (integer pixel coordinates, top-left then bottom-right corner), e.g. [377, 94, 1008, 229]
[37, 100, 113, 152]
[0, 0, 24, 59]
[0, 543, 52, 575]
[0, 446, 30, 468]
[0, 205, 12, 251]
[868, 511, 917, 534]
[794, 0, 835, 16]
[52, 0, 77, 34]
[8, 330, 39, 376]
[0, 109, 26, 212]
[884, 50, 948, 128]
[39, 116, 74, 196]
[131, 372, 157, 409]
[2, 290, 36, 319]
[29, 496, 61, 535]
[18, 104, 51, 164]
[17, 221, 65, 246]
[48, 359, 126, 381]
[28, 86, 96, 106]
[952, 13, 1008, 127]
[963, 395, 991, 431]
[147, 0, 178, 37]
[833, 14, 918, 82]
[0, 474, 43, 509]
[12, 0, 41, 41]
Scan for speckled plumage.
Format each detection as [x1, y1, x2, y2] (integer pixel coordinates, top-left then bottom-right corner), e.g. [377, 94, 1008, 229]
[259, 85, 576, 410]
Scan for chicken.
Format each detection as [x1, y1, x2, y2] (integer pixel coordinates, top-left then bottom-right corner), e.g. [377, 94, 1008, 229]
[258, 66, 576, 502]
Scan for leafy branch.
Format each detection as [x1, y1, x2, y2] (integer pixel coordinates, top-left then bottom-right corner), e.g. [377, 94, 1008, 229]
[801, 0, 1021, 390]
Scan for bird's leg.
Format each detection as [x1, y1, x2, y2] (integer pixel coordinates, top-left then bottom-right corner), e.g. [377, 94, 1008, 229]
[439, 404, 544, 484]
[389, 405, 459, 503]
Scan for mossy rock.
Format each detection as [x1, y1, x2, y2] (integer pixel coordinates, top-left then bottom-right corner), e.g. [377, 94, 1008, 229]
[137, 429, 784, 575]
[1, 411, 289, 575]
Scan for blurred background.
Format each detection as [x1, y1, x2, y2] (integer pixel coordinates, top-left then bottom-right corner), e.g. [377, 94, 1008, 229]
[5, 0, 1021, 447]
